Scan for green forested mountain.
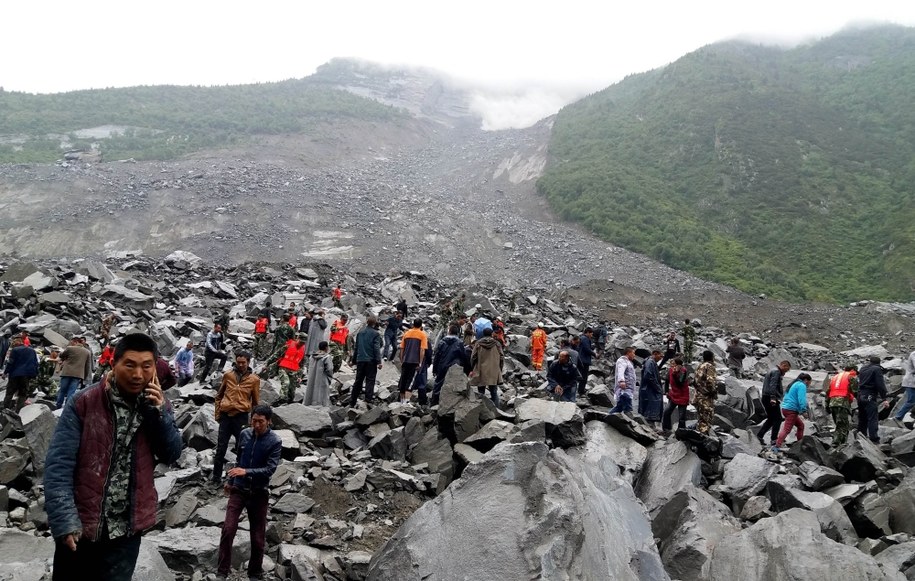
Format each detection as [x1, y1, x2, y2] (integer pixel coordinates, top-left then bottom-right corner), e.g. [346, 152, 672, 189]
[0, 79, 402, 162]
[538, 25, 915, 302]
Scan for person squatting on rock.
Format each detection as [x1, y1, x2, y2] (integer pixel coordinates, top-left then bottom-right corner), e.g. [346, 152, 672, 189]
[894, 348, 915, 424]
[430, 324, 470, 406]
[471, 326, 504, 406]
[693, 350, 718, 434]
[725, 337, 747, 379]
[608, 346, 637, 414]
[349, 316, 384, 407]
[3, 337, 38, 412]
[827, 365, 858, 446]
[213, 351, 260, 484]
[264, 333, 307, 403]
[857, 355, 889, 443]
[639, 349, 664, 427]
[547, 350, 581, 403]
[199, 323, 228, 382]
[398, 319, 428, 404]
[216, 404, 282, 581]
[757, 360, 791, 445]
[529, 322, 548, 371]
[329, 314, 349, 373]
[57, 337, 92, 408]
[662, 357, 690, 433]
[774, 372, 811, 452]
[44, 332, 183, 581]
[305, 341, 334, 406]
[172, 340, 195, 387]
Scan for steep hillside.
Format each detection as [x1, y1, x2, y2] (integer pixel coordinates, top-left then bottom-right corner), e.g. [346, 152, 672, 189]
[538, 25, 915, 302]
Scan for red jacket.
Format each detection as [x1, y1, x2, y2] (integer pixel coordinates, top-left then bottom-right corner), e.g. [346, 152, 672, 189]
[828, 370, 857, 401]
[668, 366, 690, 405]
[330, 321, 349, 345]
[279, 340, 306, 371]
[254, 317, 268, 334]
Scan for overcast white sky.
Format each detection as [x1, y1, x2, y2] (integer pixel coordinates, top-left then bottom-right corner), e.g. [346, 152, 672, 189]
[3, 1, 915, 127]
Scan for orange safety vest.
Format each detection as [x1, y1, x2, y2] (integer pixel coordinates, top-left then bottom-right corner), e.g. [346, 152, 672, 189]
[279, 340, 305, 371]
[333, 288, 343, 300]
[330, 321, 348, 345]
[254, 318, 268, 334]
[289, 315, 297, 329]
[828, 371, 856, 400]
[531, 329, 547, 351]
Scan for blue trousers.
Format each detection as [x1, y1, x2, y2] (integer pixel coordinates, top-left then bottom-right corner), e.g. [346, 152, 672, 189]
[608, 392, 633, 414]
[895, 387, 915, 420]
[56, 376, 82, 408]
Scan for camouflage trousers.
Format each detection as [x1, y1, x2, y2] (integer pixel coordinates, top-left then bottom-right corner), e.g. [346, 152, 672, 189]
[252, 332, 270, 359]
[277, 368, 302, 402]
[330, 343, 346, 373]
[694, 394, 716, 434]
[831, 405, 851, 446]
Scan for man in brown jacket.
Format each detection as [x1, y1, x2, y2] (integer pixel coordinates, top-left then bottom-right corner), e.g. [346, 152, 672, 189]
[212, 352, 260, 484]
[56, 337, 92, 408]
[471, 327, 504, 406]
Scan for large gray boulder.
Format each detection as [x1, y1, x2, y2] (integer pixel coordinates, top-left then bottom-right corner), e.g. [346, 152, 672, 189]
[367, 442, 668, 581]
[721, 453, 778, 513]
[883, 471, 915, 535]
[272, 403, 334, 435]
[148, 526, 249, 573]
[651, 485, 741, 581]
[577, 421, 647, 485]
[634, 439, 702, 515]
[766, 476, 858, 545]
[708, 508, 904, 580]
[19, 404, 56, 476]
[409, 429, 454, 494]
[0, 528, 54, 580]
[834, 434, 889, 482]
[515, 398, 585, 448]
[135, 538, 177, 581]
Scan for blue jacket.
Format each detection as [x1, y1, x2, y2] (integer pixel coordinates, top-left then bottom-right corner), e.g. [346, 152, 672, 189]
[781, 380, 808, 413]
[473, 318, 493, 339]
[5, 345, 38, 377]
[547, 359, 581, 390]
[230, 427, 282, 490]
[577, 335, 594, 368]
[432, 335, 468, 377]
[353, 326, 383, 364]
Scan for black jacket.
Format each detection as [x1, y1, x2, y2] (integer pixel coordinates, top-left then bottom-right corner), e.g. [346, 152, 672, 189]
[547, 360, 581, 390]
[761, 368, 784, 399]
[857, 363, 888, 398]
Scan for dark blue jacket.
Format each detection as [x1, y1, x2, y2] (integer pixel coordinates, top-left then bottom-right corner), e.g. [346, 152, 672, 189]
[5, 345, 38, 377]
[353, 326, 383, 364]
[230, 427, 282, 490]
[577, 335, 594, 368]
[547, 360, 581, 390]
[433, 335, 469, 377]
[857, 363, 888, 398]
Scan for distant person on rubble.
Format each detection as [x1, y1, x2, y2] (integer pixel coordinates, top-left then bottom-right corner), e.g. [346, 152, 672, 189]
[857, 355, 889, 443]
[3, 337, 38, 412]
[681, 319, 696, 363]
[546, 350, 580, 403]
[332, 284, 344, 309]
[263, 333, 307, 403]
[397, 319, 428, 404]
[172, 340, 195, 387]
[529, 323, 547, 371]
[471, 327, 504, 406]
[430, 323, 469, 406]
[383, 310, 405, 361]
[693, 350, 718, 434]
[639, 349, 664, 428]
[827, 364, 858, 446]
[212, 351, 260, 484]
[252, 313, 270, 359]
[57, 337, 92, 408]
[349, 316, 384, 407]
[304, 341, 334, 406]
[199, 323, 228, 382]
[329, 314, 349, 373]
[725, 337, 747, 379]
[608, 346, 637, 414]
[272, 313, 295, 355]
[305, 310, 328, 369]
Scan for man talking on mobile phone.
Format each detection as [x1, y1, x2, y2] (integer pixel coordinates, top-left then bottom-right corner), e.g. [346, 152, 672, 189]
[43, 332, 183, 581]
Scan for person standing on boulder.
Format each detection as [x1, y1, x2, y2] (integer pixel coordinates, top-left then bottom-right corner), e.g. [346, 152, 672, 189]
[199, 323, 228, 382]
[213, 352, 260, 484]
[172, 340, 195, 387]
[430, 324, 470, 406]
[857, 355, 889, 443]
[576, 328, 595, 397]
[383, 310, 405, 361]
[827, 365, 858, 446]
[349, 316, 384, 407]
[396, 298, 409, 319]
[608, 346, 637, 414]
[639, 350, 664, 427]
[397, 319, 428, 404]
[305, 310, 328, 369]
[681, 319, 696, 363]
[546, 350, 581, 403]
[774, 373, 811, 452]
[44, 332, 182, 581]
[216, 404, 281, 581]
[693, 350, 718, 434]
[329, 314, 349, 373]
[252, 314, 270, 360]
[725, 337, 747, 379]
[594, 322, 608, 359]
[272, 313, 295, 356]
[894, 349, 915, 425]
[304, 341, 334, 406]
[757, 361, 791, 446]
[332, 284, 344, 309]
[56, 337, 92, 408]
[530, 323, 547, 371]
[662, 358, 690, 434]
[3, 337, 38, 412]
[471, 327, 504, 406]
[266, 333, 307, 403]
[658, 330, 680, 371]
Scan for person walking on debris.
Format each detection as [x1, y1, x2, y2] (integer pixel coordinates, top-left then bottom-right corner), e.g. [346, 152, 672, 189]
[252, 314, 270, 359]
[608, 346, 637, 414]
[530, 323, 547, 371]
[662, 357, 690, 434]
[349, 316, 384, 407]
[594, 322, 608, 358]
[774, 372, 812, 453]
[725, 337, 746, 379]
[857, 355, 889, 443]
[172, 340, 195, 387]
[216, 404, 281, 581]
[44, 333, 182, 581]
[95, 342, 115, 381]
[332, 284, 344, 309]
[547, 350, 581, 403]
[576, 328, 595, 398]
[398, 319, 428, 404]
[463, 314, 476, 346]
[3, 337, 38, 412]
[305, 310, 328, 368]
[659, 330, 680, 370]
[430, 324, 470, 406]
[287, 304, 298, 330]
[474, 312, 494, 340]
[34, 347, 61, 398]
[305, 341, 334, 406]
[471, 327, 504, 406]
[272, 313, 295, 355]
[757, 361, 791, 446]
[412, 340, 434, 406]
[213, 352, 260, 484]
[396, 298, 409, 318]
[681, 319, 696, 363]
[492, 316, 507, 346]
[827, 364, 858, 446]
[57, 337, 92, 409]
[199, 323, 228, 382]
[693, 350, 718, 434]
[383, 310, 404, 361]
[263, 333, 307, 403]
[329, 314, 349, 373]
[894, 348, 915, 425]
[639, 350, 664, 428]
